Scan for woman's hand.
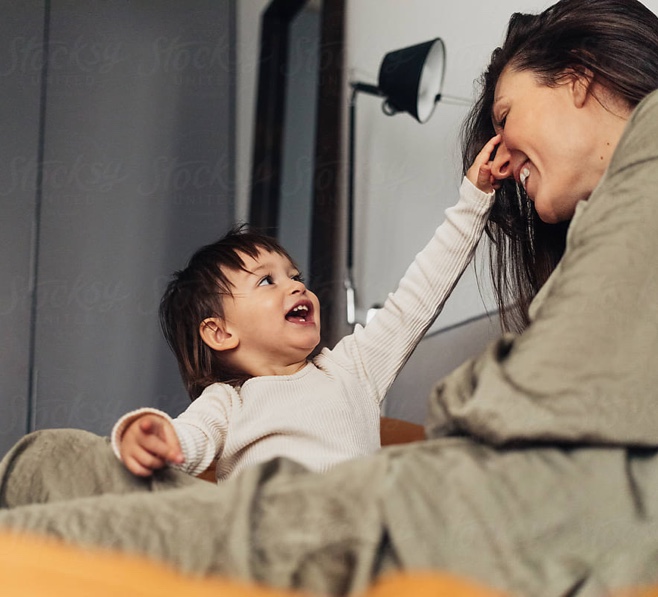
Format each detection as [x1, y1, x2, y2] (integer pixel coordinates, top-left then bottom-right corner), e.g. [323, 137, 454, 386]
[119, 414, 184, 477]
[466, 134, 502, 193]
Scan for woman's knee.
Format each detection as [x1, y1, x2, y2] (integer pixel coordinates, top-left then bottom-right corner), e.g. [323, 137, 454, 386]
[0, 429, 117, 508]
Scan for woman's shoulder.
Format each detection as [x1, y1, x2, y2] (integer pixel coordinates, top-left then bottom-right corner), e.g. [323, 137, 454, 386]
[634, 88, 658, 113]
[625, 88, 658, 134]
[607, 89, 658, 176]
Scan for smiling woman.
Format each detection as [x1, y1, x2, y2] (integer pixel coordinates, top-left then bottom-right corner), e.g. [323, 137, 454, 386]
[489, 68, 630, 223]
[461, 0, 658, 331]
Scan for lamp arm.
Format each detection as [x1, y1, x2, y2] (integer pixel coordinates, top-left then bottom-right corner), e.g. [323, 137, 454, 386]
[350, 81, 383, 97]
[437, 93, 472, 107]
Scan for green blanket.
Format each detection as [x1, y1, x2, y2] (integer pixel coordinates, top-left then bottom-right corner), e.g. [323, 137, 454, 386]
[2, 90, 658, 597]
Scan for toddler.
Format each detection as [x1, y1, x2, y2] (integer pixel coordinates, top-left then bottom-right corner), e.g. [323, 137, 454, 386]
[112, 136, 500, 481]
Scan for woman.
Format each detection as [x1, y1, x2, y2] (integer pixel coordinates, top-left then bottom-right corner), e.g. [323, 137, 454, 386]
[462, 0, 658, 330]
[2, 1, 658, 595]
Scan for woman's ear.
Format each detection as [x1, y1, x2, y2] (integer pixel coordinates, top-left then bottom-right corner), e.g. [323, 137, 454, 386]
[569, 67, 594, 109]
[199, 317, 239, 351]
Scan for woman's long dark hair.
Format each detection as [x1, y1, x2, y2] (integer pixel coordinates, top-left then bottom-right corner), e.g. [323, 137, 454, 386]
[461, 0, 658, 331]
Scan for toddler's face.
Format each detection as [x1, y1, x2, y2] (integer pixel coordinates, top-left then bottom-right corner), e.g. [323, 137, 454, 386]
[221, 249, 321, 375]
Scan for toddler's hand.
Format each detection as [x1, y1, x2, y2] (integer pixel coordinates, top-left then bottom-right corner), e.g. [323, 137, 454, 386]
[119, 414, 184, 477]
[466, 134, 502, 193]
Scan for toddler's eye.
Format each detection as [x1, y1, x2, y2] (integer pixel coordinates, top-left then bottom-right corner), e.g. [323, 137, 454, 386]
[292, 273, 304, 283]
[257, 275, 274, 287]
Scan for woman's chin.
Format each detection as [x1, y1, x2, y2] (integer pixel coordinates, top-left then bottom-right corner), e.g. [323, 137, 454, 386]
[533, 189, 583, 224]
[536, 210, 560, 224]
[534, 197, 565, 224]
[536, 205, 575, 225]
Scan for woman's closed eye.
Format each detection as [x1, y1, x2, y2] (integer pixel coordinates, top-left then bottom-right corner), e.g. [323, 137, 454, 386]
[493, 114, 507, 132]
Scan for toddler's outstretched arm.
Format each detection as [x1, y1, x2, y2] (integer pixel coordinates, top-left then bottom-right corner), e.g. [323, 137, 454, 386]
[324, 136, 497, 403]
[119, 413, 184, 477]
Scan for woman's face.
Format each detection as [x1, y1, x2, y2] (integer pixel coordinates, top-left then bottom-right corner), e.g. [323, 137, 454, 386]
[490, 67, 628, 223]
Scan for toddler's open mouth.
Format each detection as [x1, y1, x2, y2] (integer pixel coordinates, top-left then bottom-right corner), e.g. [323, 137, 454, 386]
[285, 301, 313, 323]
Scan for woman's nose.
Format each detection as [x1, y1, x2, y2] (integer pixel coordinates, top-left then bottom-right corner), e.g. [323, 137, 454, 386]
[490, 139, 513, 181]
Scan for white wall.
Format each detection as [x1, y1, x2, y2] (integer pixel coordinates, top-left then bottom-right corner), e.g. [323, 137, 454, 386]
[345, 0, 553, 329]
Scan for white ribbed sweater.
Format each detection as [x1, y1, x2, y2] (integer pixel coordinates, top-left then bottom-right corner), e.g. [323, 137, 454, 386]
[112, 178, 494, 480]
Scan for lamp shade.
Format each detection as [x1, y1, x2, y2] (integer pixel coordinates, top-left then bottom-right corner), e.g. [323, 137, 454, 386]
[377, 38, 445, 123]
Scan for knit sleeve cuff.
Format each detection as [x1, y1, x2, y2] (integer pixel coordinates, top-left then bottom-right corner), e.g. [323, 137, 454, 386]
[110, 407, 174, 462]
[460, 176, 496, 209]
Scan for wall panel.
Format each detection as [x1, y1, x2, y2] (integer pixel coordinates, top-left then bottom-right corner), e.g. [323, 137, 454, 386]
[0, 1, 235, 451]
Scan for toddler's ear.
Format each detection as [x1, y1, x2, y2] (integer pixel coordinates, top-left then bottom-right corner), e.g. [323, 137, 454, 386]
[199, 318, 239, 351]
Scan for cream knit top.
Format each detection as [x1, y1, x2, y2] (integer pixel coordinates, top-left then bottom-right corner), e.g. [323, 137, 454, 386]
[112, 178, 493, 481]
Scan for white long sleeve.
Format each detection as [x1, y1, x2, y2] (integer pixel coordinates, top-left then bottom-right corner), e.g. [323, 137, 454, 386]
[323, 177, 494, 403]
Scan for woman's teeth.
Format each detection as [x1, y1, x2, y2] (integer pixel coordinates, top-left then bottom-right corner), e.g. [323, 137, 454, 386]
[520, 167, 530, 189]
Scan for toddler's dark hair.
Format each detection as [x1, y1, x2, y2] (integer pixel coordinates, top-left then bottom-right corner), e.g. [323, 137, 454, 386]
[160, 225, 296, 399]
